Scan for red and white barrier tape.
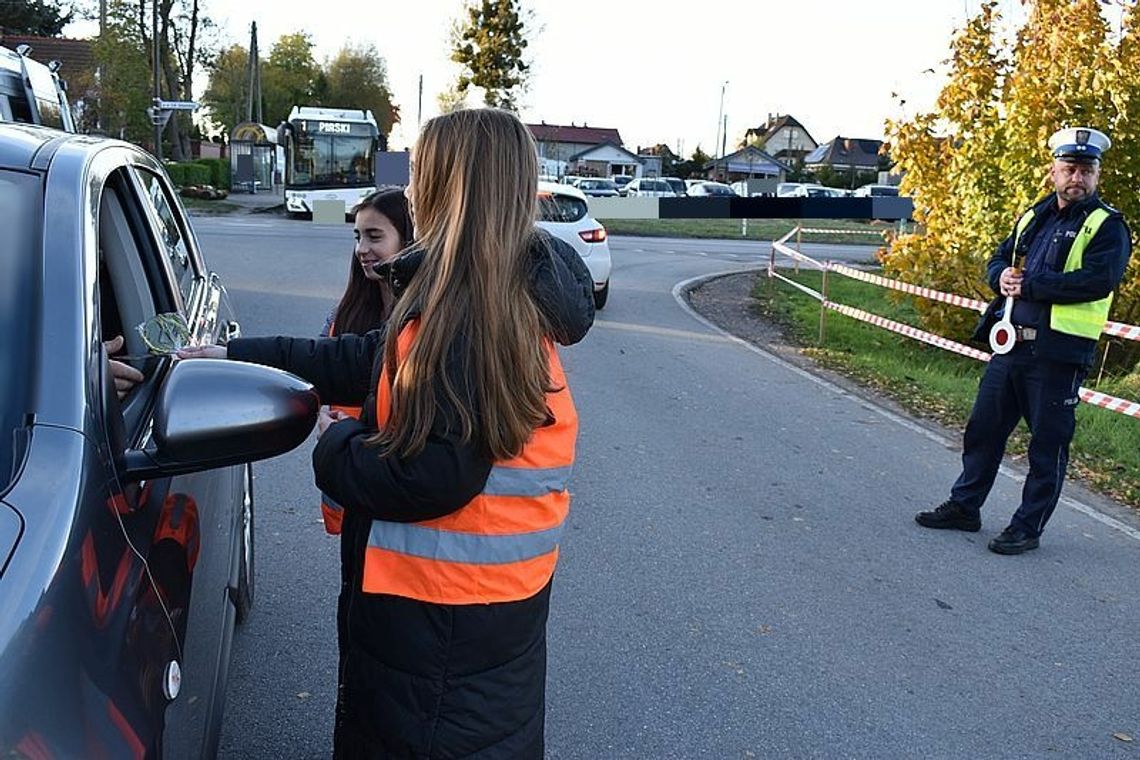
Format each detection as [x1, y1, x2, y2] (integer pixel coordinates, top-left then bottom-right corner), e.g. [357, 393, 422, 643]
[826, 302, 1140, 417]
[1105, 321, 1140, 341]
[824, 302, 994, 362]
[1078, 389, 1140, 419]
[828, 263, 990, 313]
[778, 236, 1140, 341]
[797, 227, 885, 236]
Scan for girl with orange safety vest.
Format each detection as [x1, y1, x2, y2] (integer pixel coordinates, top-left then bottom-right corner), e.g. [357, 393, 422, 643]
[178, 109, 596, 758]
[312, 109, 589, 758]
[318, 188, 414, 535]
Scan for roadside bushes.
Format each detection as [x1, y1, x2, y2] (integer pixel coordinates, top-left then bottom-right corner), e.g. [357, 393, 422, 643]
[163, 159, 230, 189]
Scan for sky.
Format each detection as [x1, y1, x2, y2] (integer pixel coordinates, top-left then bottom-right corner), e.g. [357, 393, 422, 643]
[67, 0, 1043, 153]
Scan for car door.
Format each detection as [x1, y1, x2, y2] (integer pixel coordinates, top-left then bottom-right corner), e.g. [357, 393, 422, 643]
[117, 164, 247, 758]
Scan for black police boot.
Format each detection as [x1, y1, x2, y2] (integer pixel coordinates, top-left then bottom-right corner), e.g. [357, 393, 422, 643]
[914, 499, 981, 532]
[987, 526, 1039, 555]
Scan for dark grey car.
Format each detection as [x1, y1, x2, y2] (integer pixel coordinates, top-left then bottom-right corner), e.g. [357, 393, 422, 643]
[0, 124, 319, 757]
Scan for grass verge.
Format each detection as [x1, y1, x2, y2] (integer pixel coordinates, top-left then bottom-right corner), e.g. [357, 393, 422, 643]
[751, 268, 1140, 509]
[601, 217, 903, 245]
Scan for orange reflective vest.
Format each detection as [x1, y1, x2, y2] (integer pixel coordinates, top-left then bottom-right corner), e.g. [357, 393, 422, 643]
[361, 321, 578, 604]
[319, 319, 362, 535]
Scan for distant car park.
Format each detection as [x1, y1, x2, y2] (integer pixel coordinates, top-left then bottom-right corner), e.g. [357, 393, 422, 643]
[661, 177, 687, 196]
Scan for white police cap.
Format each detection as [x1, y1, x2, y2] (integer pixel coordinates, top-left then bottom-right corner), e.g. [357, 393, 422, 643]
[1048, 126, 1110, 162]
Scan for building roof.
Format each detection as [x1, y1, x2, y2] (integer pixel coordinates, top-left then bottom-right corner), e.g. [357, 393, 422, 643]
[0, 35, 95, 82]
[747, 113, 816, 148]
[527, 122, 623, 147]
[804, 136, 883, 169]
[702, 144, 790, 174]
[568, 141, 641, 163]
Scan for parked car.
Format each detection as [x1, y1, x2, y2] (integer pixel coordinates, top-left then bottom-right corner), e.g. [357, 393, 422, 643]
[661, 177, 687, 196]
[785, 183, 846, 198]
[623, 178, 676, 198]
[776, 182, 807, 197]
[537, 181, 613, 309]
[574, 177, 621, 198]
[610, 174, 634, 196]
[687, 181, 738, 197]
[684, 179, 706, 191]
[852, 183, 901, 197]
[1, 43, 75, 132]
[0, 124, 320, 757]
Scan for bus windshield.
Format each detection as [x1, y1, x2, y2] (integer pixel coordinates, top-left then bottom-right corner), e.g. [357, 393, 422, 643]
[287, 122, 376, 189]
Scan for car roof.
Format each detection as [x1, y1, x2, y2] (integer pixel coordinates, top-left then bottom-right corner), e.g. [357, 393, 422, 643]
[538, 179, 587, 201]
[0, 122, 71, 169]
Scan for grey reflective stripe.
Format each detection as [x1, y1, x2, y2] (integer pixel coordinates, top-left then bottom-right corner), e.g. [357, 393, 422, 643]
[368, 521, 564, 565]
[484, 465, 573, 496]
[321, 492, 344, 511]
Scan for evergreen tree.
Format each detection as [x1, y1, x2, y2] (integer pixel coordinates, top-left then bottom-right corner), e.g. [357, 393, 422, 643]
[450, 0, 530, 110]
[0, 0, 72, 36]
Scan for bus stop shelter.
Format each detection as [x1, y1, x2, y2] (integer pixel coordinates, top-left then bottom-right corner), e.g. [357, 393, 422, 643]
[229, 121, 279, 193]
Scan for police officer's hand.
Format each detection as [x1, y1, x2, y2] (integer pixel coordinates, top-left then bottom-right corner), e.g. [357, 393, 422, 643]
[104, 335, 145, 400]
[999, 266, 1023, 297]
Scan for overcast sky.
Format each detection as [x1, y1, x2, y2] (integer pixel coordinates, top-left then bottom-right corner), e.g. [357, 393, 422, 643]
[67, 0, 1056, 153]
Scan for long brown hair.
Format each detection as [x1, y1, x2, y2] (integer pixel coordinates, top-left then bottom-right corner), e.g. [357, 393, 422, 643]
[332, 188, 414, 335]
[376, 108, 551, 460]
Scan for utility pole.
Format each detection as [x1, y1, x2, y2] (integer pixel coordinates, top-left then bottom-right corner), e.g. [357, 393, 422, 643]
[417, 74, 423, 127]
[721, 114, 728, 181]
[152, 0, 161, 160]
[715, 80, 727, 176]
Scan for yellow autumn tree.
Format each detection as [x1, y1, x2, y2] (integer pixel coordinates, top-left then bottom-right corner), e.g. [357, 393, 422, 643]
[886, 0, 1140, 361]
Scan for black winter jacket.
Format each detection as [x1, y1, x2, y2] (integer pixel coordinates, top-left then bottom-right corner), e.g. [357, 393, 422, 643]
[972, 192, 1131, 366]
[227, 232, 594, 758]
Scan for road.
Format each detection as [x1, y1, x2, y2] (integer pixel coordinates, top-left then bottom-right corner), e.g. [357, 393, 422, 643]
[193, 215, 1140, 759]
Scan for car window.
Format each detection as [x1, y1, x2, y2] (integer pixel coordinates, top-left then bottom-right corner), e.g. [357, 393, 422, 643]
[134, 169, 199, 307]
[97, 169, 184, 426]
[537, 192, 587, 223]
[0, 169, 41, 488]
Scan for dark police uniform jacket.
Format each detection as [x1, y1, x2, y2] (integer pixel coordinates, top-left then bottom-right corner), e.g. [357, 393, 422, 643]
[227, 233, 594, 758]
[973, 192, 1132, 366]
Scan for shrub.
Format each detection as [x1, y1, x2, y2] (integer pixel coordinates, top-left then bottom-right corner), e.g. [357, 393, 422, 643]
[195, 158, 231, 189]
[164, 163, 187, 186]
[184, 162, 211, 185]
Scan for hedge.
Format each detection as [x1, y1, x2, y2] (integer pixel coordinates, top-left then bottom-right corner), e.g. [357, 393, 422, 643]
[195, 158, 230, 189]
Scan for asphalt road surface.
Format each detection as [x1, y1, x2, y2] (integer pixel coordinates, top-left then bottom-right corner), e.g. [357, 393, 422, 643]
[192, 215, 1140, 759]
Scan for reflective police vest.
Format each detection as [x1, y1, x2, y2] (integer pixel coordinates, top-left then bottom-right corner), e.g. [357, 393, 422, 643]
[319, 319, 361, 535]
[1012, 205, 1113, 340]
[361, 320, 578, 605]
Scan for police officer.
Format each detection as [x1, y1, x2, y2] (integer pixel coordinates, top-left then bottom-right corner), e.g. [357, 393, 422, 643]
[915, 126, 1132, 554]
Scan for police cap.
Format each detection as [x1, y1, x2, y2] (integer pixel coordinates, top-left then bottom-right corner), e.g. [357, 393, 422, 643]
[1048, 126, 1110, 163]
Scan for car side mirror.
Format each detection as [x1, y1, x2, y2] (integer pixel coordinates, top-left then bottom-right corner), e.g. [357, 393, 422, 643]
[122, 359, 319, 481]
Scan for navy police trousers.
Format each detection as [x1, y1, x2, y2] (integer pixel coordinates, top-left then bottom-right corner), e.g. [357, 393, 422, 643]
[950, 342, 1087, 537]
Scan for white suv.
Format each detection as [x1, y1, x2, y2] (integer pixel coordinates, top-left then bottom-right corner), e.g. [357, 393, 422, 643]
[536, 181, 613, 309]
[623, 178, 676, 198]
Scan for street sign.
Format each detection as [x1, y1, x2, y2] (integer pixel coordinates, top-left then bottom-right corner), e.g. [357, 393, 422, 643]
[155, 99, 199, 112]
[146, 107, 172, 128]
